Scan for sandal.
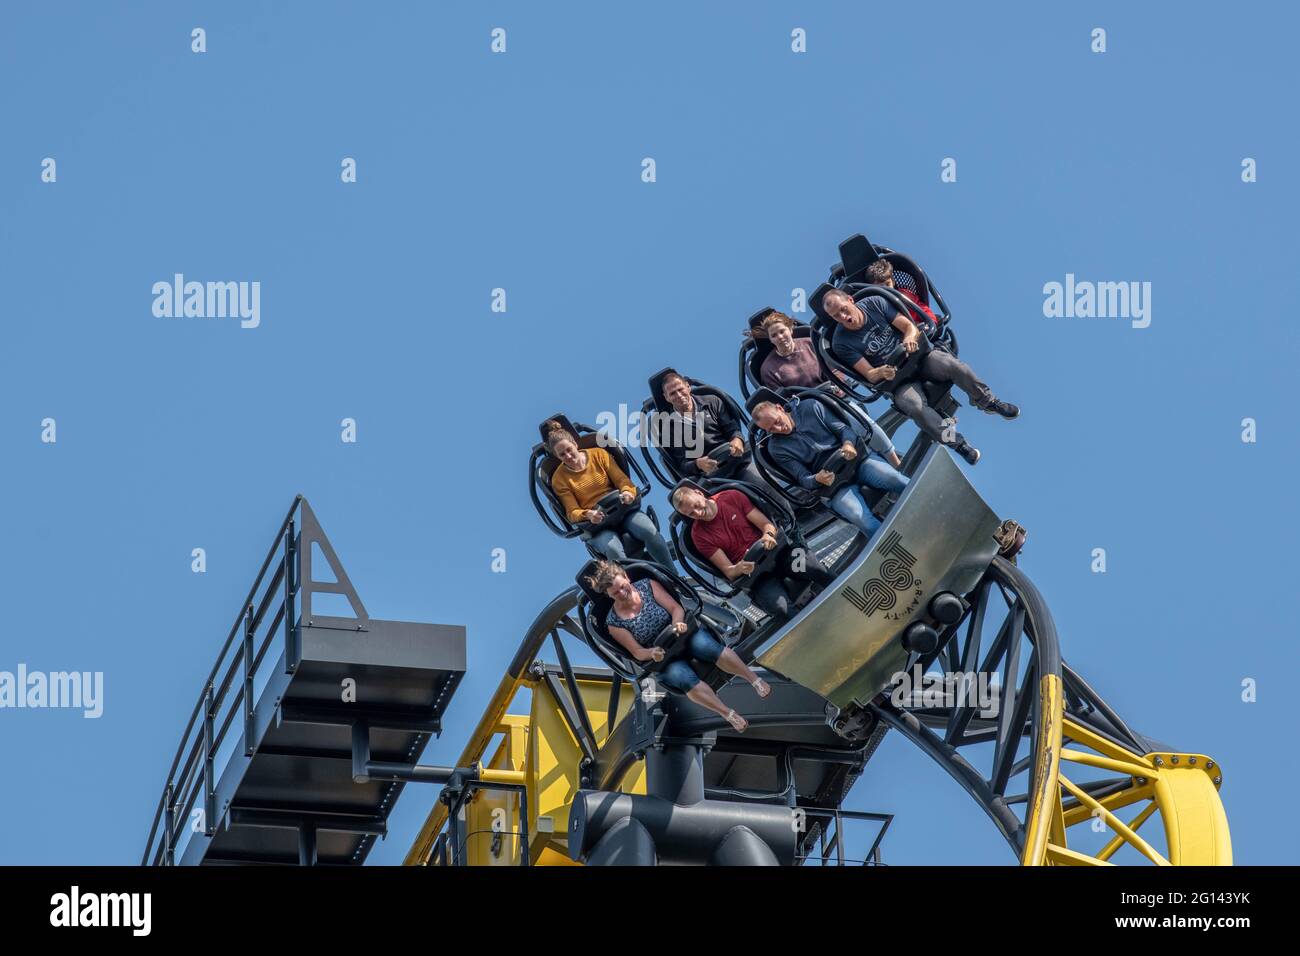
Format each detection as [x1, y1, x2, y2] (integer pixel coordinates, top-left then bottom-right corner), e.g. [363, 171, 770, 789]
[724, 709, 748, 733]
[751, 677, 771, 699]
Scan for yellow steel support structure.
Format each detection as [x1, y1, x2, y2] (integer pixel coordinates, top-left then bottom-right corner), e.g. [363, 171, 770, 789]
[1022, 714, 1231, 866]
[403, 591, 1231, 867]
[405, 674, 644, 866]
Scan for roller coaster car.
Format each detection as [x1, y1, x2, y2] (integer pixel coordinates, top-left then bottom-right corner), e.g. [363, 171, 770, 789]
[667, 477, 806, 600]
[574, 558, 727, 692]
[639, 368, 753, 488]
[529, 414, 662, 560]
[744, 386, 879, 512]
[738, 306, 826, 402]
[749, 444, 1003, 715]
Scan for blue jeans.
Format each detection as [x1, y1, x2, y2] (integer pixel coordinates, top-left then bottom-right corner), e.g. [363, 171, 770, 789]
[587, 510, 674, 566]
[828, 458, 908, 537]
[658, 629, 726, 692]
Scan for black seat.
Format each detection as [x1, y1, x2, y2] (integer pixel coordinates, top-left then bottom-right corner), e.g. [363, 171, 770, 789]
[834, 233, 955, 351]
[639, 369, 753, 488]
[809, 281, 947, 407]
[530, 413, 662, 561]
[745, 386, 898, 516]
[574, 558, 722, 691]
[667, 476, 805, 600]
[738, 307, 825, 402]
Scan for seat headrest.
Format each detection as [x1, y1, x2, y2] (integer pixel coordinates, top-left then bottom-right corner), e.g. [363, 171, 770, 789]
[539, 414, 579, 446]
[746, 307, 778, 333]
[809, 282, 837, 323]
[576, 558, 693, 612]
[745, 386, 787, 416]
[748, 307, 810, 338]
[668, 477, 710, 511]
[839, 233, 882, 283]
[647, 367, 694, 414]
[882, 251, 929, 307]
[575, 557, 609, 606]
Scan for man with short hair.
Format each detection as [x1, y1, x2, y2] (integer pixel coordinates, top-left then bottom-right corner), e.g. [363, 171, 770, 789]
[751, 396, 907, 538]
[673, 483, 832, 623]
[657, 369, 765, 486]
[823, 285, 1018, 466]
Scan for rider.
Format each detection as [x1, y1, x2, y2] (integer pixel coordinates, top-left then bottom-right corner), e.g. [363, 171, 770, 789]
[672, 483, 833, 623]
[822, 283, 1019, 466]
[756, 310, 835, 391]
[870, 260, 939, 337]
[750, 396, 908, 538]
[545, 423, 674, 566]
[657, 370, 765, 486]
[588, 560, 770, 733]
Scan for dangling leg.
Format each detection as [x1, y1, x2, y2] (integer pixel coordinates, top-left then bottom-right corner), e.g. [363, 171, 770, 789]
[892, 381, 956, 446]
[828, 485, 880, 537]
[921, 351, 1017, 418]
[663, 660, 748, 731]
[687, 631, 770, 700]
[587, 529, 627, 561]
[622, 511, 674, 566]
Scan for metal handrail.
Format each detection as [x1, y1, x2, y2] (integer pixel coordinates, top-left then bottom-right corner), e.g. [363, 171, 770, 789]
[142, 495, 304, 865]
[795, 806, 893, 866]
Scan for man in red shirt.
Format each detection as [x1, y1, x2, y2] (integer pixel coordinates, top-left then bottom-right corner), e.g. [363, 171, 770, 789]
[672, 483, 833, 623]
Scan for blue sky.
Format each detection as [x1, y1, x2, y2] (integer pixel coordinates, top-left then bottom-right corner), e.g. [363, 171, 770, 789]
[1, 1, 1296, 865]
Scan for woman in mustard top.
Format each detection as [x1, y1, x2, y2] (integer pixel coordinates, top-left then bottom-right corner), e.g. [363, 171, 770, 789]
[545, 423, 673, 566]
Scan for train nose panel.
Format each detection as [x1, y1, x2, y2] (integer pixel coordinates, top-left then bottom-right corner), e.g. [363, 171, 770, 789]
[755, 448, 1002, 710]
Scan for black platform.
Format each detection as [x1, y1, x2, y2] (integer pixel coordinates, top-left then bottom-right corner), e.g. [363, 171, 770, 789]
[143, 498, 465, 866]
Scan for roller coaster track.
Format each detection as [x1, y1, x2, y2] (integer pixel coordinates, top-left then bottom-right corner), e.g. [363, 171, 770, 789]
[405, 551, 1232, 867]
[402, 412, 1235, 866]
[869, 556, 1231, 866]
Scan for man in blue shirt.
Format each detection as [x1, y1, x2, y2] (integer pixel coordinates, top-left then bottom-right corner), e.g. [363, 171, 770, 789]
[751, 396, 907, 538]
[824, 286, 1018, 465]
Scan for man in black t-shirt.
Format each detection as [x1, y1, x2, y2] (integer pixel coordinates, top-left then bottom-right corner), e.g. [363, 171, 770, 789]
[825, 286, 1019, 465]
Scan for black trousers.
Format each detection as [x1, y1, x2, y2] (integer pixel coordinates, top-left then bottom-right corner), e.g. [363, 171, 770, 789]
[750, 545, 834, 622]
[891, 350, 993, 446]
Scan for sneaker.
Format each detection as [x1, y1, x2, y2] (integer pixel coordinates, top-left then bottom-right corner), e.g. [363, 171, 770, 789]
[980, 397, 1019, 420]
[957, 441, 981, 465]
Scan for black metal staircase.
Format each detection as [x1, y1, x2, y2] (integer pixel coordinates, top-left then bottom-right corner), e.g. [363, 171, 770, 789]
[142, 496, 465, 865]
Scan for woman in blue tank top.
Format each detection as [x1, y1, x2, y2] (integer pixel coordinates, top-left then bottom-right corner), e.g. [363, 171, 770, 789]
[587, 560, 770, 732]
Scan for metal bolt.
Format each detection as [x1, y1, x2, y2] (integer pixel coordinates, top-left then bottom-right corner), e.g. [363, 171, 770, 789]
[1170, 755, 1179, 765]
[1153, 756, 1164, 766]
[1188, 757, 1196, 765]
[1207, 761, 1215, 770]
[1213, 776, 1222, 785]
